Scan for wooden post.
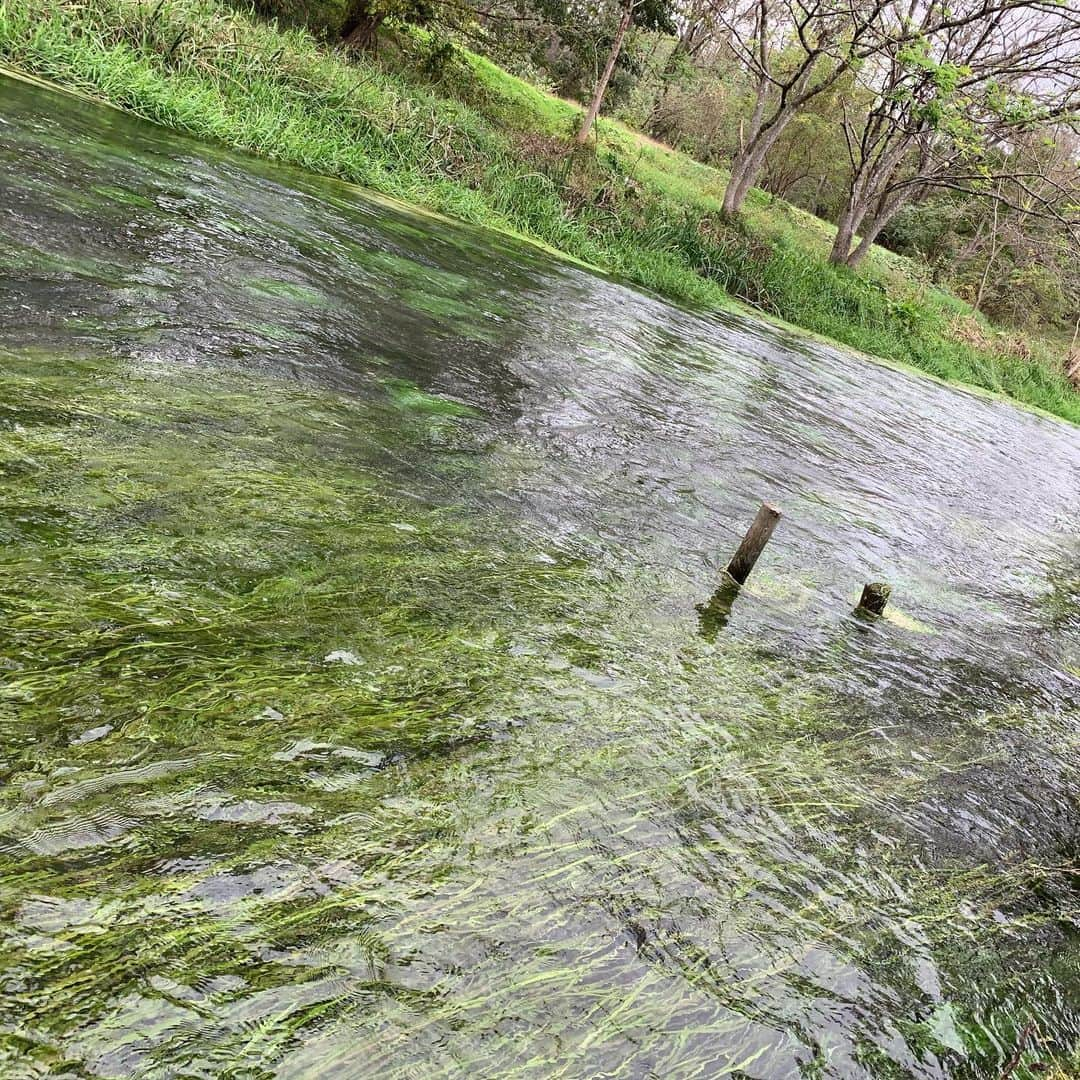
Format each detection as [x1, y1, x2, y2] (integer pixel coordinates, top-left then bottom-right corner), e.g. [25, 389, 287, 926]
[726, 503, 781, 585]
[856, 582, 891, 615]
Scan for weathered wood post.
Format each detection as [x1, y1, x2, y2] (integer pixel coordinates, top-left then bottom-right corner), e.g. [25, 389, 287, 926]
[856, 582, 891, 615]
[726, 503, 781, 585]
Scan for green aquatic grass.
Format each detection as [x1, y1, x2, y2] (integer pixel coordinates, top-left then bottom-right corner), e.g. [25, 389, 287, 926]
[0, 345, 1076, 1074]
[0, 350, 580, 762]
[1, 10, 1079, 1073]
[0, 0, 1076, 423]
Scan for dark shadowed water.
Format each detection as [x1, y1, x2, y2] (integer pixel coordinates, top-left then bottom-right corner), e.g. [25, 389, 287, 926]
[1, 74, 1078, 1078]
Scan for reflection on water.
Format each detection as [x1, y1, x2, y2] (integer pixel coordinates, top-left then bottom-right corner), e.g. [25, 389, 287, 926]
[1, 74, 1078, 1078]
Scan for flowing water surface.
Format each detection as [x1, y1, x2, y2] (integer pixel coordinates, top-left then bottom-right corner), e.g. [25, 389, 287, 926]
[1, 74, 1079, 1079]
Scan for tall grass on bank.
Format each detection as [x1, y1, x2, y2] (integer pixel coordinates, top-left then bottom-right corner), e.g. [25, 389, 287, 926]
[0, 0, 1077, 423]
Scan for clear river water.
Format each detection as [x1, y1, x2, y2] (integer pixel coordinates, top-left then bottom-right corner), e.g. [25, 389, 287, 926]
[1, 73, 1078, 1079]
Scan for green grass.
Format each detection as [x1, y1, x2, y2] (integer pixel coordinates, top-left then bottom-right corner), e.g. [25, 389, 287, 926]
[2, 345, 1078, 1076]
[0, 0, 1077, 423]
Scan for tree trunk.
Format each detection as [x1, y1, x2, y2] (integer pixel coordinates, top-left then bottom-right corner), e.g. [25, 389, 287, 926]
[829, 214, 858, 265]
[722, 156, 750, 215]
[830, 132, 919, 266]
[720, 64, 816, 216]
[575, 3, 634, 145]
[341, 0, 383, 51]
[723, 123, 786, 215]
[844, 219, 888, 268]
[722, 78, 769, 215]
[833, 193, 911, 269]
[830, 174, 874, 265]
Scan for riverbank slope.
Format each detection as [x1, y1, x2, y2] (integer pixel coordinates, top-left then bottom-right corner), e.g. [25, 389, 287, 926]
[1, 0, 1077, 423]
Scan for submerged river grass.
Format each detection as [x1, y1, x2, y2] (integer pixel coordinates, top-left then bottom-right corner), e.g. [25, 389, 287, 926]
[1, 75, 1079, 1078]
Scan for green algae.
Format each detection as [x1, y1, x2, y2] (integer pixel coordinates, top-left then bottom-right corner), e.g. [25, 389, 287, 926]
[0, 347, 1076, 1074]
[89, 183, 158, 210]
[1, 337, 1067, 1072]
[0, 72, 1077, 1078]
[0, 351, 597, 1071]
[884, 607, 936, 634]
[383, 377, 477, 419]
[0, 351, 574, 758]
[239, 321, 309, 345]
[0, 238, 128, 284]
[243, 278, 330, 307]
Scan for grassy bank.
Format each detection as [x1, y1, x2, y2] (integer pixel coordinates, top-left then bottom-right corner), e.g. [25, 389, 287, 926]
[1, 0, 1077, 423]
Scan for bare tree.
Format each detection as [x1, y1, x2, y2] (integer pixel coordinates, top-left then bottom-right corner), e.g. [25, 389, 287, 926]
[574, 0, 676, 143]
[576, 0, 637, 143]
[956, 131, 1080, 325]
[645, 0, 723, 134]
[709, 0, 1080, 218]
[710, 0, 897, 214]
[827, 1, 1080, 267]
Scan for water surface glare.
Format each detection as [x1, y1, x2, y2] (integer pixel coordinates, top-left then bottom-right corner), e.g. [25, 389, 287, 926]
[1, 75, 1079, 1079]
